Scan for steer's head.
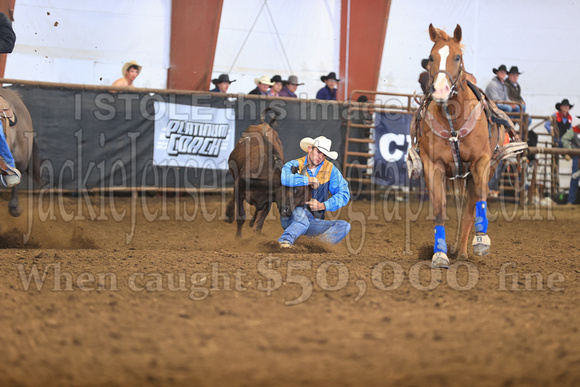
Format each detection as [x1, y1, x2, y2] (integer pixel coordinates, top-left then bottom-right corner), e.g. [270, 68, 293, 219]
[276, 166, 312, 217]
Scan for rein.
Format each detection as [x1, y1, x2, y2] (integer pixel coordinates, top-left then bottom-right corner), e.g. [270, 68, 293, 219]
[423, 71, 485, 179]
[428, 57, 466, 97]
[442, 102, 465, 178]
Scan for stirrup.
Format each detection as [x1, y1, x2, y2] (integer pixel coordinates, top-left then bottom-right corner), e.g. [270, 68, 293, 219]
[406, 147, 423, 180]
[1, 166, 21, 188]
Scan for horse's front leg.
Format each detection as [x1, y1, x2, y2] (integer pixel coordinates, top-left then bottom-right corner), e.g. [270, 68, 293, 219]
[457, 176, 477, 260]
[449, 178, 466, 256]
[423, 158, 449, 268]
[466, 154, 492, 257]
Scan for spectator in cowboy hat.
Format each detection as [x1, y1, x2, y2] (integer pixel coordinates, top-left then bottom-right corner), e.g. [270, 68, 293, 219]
[278, 136, 351, 248]
[545, 98, 574, 147]
[210, 74, 235, 93]
[112, 60, 142, 88]
[279, 75, 304, 98]
[485, 64, 518, 112]
[505, 65, 532, 128]
[269, 75, 284, 97]
[561, 116, 580, 204]
[248, 75, 274, 95]
[505, 66, 525, 107]
[418, 58, 430, 94]
[316, 72, 340, 100]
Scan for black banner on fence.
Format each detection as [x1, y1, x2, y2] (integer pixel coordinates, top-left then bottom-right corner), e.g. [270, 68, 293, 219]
[373, 112, 414, 187]
[13, 86, 350, 190]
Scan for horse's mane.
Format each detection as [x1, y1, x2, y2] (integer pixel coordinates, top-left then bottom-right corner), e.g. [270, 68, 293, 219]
[433, 28, 451, 41]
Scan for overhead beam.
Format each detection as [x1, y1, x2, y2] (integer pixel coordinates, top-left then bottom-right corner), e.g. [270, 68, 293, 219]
[168, 0, 224, 90]
[339, 0, 391, 101]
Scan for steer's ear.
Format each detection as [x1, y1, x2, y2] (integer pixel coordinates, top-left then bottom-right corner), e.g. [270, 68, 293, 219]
[291, 166, 299, 174]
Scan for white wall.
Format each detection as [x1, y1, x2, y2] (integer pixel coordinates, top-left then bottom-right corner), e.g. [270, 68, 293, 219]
[5, 0, 171, 89]
[211, 0, 341, 98]
[378, 0, 580, 118]
[4, 0, 579, 120]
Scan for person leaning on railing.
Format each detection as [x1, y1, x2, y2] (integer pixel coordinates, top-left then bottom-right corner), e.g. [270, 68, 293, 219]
[561, 118, 580, 205]
[485, 64, 520, 113]
[505, 66, 531, 127]
[279, 75, 304, 98]
[544, 99, 574, 148]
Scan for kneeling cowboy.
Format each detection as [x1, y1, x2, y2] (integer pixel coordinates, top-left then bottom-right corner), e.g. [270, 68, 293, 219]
[0, 12, 20, 188]
[278, 136, 351, 247]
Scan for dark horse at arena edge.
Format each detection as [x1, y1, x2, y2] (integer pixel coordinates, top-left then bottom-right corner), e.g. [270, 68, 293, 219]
[226, 107, 311, 238]
[407, 24, 526, 268]
[0, 87, 39, 217]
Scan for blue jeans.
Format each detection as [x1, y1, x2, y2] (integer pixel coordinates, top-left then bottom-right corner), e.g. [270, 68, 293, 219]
[569, 156, 579, 204]
[278, 206, 351, 245]
[0, 126, 15, 168]
[496, 104, 518, 113]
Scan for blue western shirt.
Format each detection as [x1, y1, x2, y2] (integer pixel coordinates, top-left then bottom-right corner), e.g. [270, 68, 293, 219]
[281, 156, 350, 218]
[316, 85, 337, 100]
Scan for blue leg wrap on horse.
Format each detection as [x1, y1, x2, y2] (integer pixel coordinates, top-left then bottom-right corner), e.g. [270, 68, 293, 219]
[434, 225, 447, 254]
[475, 201, 488, 233]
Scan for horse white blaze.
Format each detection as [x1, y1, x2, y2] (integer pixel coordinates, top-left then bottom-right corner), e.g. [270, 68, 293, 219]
[433, 45, 451, 101]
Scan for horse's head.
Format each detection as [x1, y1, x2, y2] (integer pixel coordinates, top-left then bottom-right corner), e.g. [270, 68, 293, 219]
[427, 24, 463, 104]
[276, 165, 312, 217]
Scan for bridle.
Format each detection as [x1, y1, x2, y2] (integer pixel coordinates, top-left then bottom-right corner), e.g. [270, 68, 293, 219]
[425, 54, 472, 178]
[427, 55, 466, 97]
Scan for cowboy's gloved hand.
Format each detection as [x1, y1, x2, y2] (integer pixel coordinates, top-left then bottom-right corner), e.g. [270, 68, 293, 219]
[308, 177, 319, 189]
[306, 199, 325, 211]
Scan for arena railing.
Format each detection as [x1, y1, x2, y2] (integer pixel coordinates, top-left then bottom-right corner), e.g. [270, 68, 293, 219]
[0, 78, 349, 195]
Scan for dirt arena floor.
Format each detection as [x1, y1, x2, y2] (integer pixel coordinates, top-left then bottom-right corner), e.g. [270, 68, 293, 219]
[0, 191, 579, 386]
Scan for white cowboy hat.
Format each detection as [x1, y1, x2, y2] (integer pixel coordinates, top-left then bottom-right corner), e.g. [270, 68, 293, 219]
[300, 136, 338, 160]
[122, 60, 142, 76]
[254, 75, 274, 86]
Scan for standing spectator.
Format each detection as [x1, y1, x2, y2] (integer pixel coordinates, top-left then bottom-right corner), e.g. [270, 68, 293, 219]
[279, 75, 303, 98]
[112, 61, 142, 88]
[561, 118, 580, 205]
[545, 99, 573, 144]
[248, 75, 274, 95]
[316, 72, 340, 100]
[269, 75, 283, 97]
[210, 74, 235, 93]
[484, 64, 518, 112]
[418, 58, 430, 94]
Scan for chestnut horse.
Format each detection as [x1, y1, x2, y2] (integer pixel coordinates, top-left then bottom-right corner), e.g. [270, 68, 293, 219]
[409, 24, 525, 268]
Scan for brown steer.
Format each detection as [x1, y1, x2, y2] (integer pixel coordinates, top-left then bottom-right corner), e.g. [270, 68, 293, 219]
[225, 108, 311, 238]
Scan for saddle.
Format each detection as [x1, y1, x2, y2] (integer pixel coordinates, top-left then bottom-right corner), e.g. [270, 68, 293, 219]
[408, 81, 527, 180]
